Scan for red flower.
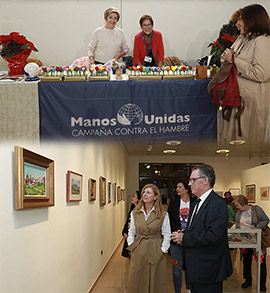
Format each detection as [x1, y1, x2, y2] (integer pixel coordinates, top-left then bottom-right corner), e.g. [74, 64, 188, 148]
[220, 34, 237, 43]
[0, 32, 38, 59]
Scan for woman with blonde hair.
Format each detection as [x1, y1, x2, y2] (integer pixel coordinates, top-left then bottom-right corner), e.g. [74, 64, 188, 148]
[87, 7, 129, 64]
[234, 194, 269, 292]
[127, 184, 171, 293]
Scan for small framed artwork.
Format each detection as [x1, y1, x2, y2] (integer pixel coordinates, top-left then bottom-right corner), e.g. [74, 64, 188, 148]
[14, 146, 54, 210]
[88, 178, 96, 201]
[260, 186, 269, 201]
[108, 182, 112, 203]
[121, 189, 126, 201]
[112, 183, 117, 205]
[216, 191, 223, 197]
[117, 186, 121, 203]
[99, 176, 106, 206]
[246, 184, 256, 203]
[229, 188, 240, 196]
[67, 170, 83, 202]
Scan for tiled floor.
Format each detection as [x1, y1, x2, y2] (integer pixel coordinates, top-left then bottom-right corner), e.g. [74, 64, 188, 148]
[90, 241, 269, 293]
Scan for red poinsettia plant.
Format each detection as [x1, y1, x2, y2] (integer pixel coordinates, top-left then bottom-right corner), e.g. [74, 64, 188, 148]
[0, 32, 38, 75]
[208, 33, 238, 65]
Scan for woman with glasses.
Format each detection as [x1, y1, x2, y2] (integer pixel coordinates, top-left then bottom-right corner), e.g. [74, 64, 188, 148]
[220, 4, 270, 145]
[133, 15, 164, 67]
[167, 180, 196, 293]
[87, 7, 129, 65]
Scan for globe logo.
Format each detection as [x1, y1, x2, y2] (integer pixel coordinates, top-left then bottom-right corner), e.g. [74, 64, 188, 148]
[117, 104, 144, 125]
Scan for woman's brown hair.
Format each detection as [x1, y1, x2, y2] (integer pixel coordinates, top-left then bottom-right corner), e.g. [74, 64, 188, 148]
[135, 184, 163, 218]
[241, 4, 270, 38]
[139, 15, 154, 27]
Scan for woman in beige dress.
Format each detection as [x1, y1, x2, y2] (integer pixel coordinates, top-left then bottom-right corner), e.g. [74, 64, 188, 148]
[127, 184, 171, 293]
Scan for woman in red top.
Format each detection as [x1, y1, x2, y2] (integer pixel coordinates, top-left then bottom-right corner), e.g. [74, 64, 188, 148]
[133, 15, 164, 67]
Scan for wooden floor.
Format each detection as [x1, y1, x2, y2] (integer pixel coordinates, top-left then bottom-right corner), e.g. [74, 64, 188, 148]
[90, 241, 269, 293]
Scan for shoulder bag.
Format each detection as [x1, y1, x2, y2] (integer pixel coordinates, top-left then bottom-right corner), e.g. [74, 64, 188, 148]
[254, 206, 270, 248]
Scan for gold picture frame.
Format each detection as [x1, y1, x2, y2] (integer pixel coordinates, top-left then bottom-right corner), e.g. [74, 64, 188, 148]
[14, 146, 54, 210]
[99, 176, 106, 206]
[67, 170, 83, 202]
[260, 186, 269, 201]
[246, 184, 256, 203]
[88, 178, 96, 201]
[117, 185, 121, 203]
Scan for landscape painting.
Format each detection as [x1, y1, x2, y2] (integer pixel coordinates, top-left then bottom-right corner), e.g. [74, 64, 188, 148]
[24, 163, 46, 197]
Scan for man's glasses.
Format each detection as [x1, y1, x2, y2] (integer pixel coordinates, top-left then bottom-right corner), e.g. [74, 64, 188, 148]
[189, 176, 205, 184]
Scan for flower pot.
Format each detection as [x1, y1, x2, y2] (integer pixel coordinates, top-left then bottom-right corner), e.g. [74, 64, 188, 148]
[7, 60, 26, 76]
[3, 48, 31, 76]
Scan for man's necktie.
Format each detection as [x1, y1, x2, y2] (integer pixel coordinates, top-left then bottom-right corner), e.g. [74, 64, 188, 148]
[188, 198, 201, 229]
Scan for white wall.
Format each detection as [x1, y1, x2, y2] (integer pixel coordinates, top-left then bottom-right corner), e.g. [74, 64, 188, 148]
[0, 141, 128, 293]
[127, 154, 268, 202]
[0, 0, 269, 69]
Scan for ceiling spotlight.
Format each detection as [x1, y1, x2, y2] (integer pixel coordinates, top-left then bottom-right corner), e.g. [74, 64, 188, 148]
[216, 149, 230, 154]
[229, 139, 246, 145]
[166, 140, 181, 146]
[146, 164, 151, 169]
[163, 149, 176, 154]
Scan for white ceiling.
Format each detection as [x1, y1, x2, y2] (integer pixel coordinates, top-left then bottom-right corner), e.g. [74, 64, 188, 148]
[122, 139, 270, 159]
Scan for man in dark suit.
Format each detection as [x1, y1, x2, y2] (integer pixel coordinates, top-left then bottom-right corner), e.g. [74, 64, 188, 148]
[171, 164, 233, 293]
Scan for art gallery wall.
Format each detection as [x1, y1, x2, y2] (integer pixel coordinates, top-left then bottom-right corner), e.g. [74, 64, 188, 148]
[128, 154, 268, 202]
[0, 141, 128, 293]
[241, 163, 270, 253]
[0, 0, 269, 69]
[241, 163, 270, 219]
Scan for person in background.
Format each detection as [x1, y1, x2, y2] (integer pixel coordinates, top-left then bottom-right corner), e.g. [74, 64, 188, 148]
[220, 4, 270, 145]
[167, 180, 196, 293]
[161, 194, 170, 211]
[219, 9, 242, 37]
[87, 7, 129, 64]
[121, 191, 141, 258]
[171, 164, 233, 293]
[133, 15, 164, 67]
[224, 191, 235, 226]
[234, 195, 269, 292]
[127, 184, 171, 293]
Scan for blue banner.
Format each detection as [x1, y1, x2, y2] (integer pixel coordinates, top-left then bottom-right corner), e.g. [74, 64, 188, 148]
[38, 80, 216, 142]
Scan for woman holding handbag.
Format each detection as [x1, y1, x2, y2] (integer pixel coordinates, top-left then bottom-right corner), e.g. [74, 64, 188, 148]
[219, 4, 270, 145]
[234, 195, 269, 292]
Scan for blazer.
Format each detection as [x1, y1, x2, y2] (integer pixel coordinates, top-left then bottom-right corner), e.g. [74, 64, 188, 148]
[182, 190, 233, 283]
[167, 195, 196, 232]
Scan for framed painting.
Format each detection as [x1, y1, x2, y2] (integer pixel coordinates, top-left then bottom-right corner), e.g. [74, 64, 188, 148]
[216, 191, 223, 197]
[229, 188, 240, 196]
[14, 146, 54, 210]
[246, 184, 256, 203]
[99, 176, 106, 206]
[112, 183, 117, 205]
[88, 178, 96, 201]
[260, 186, 269, 201]
[108, 182, 112, 203]
[121, 189, 126, 201]
[67, 171, 83, 202]
[117, 185, 121, 203]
